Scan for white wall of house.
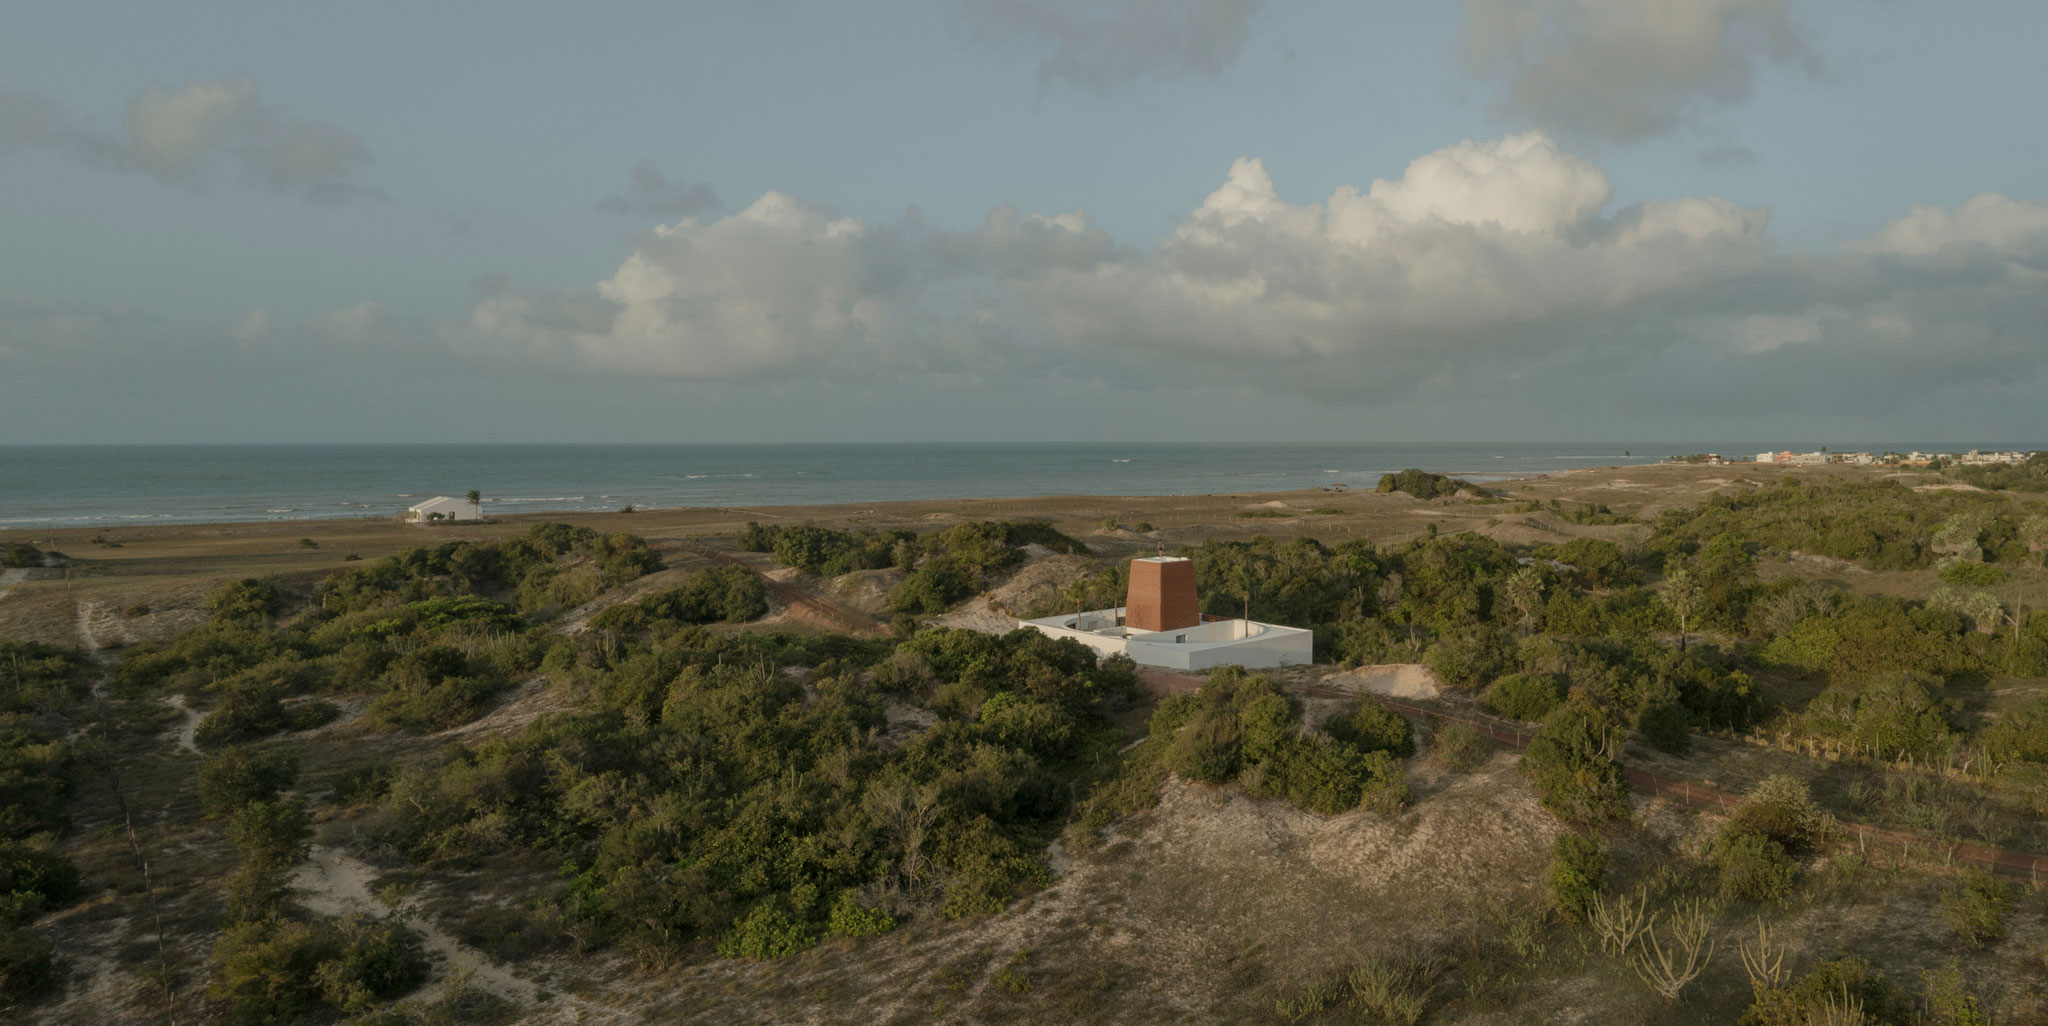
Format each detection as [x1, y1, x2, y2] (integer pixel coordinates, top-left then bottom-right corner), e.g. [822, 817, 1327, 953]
[406, 496, 480, 522]
[1019, 610, 1312, 670]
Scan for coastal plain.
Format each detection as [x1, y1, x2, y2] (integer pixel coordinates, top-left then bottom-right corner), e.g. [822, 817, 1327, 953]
[4, 460, 2046, 1026]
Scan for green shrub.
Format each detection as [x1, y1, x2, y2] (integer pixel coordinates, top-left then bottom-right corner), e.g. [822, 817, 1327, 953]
[1521, 695, 1630, 825]
[634, 566, 769, 625]
[1634, 701, 1691, 754]
[207, 578, 283, 624]
[1729, 776, 1829, 854]
[227, 800, 312, 874]
[314, 916, 431, 1012]
[826, 890, 896, 939]
[0, 925, 66, 1008]
[1938, 561, 2008, 587]
[209, 915, 337, 1024]
[1422, 627, 1514, 691]
[1941, 870, 2013, 947]
[1429, 723, 1494, 771]
[1744, 957, 1914, 1026]
[0, 842, 82, 926]
[1545, 831, 1605, 922]
[1713, 827, 1797, 902]
[1328, 694, 1414, 758]
[717, 897, 817, 959]
[1164, 713, 1241, 784]
[1262, 737, 1407, 815]
[891, 556, 976, 614]
[1481, 673, 1566, 721]
[0, 543, 44, 569]
[1376, 469, 1470, 500]
[199, 747, 299, 819]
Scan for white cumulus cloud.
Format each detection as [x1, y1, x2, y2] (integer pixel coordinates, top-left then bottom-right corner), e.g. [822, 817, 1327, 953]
[466, 131, 2045, 424]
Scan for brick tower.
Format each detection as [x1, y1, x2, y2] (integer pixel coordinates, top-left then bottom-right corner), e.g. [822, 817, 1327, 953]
[1125, 556, 1199, 633]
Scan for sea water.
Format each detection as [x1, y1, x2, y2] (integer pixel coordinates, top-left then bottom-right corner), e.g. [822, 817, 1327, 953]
[0, 442, 1928, 527]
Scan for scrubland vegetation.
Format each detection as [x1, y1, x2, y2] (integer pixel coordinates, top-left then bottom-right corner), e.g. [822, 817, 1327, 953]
[4, 468, 2048, 1022]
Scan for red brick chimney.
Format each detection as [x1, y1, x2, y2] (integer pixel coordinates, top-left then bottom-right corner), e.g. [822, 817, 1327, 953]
[1125, 556, 1199, 633]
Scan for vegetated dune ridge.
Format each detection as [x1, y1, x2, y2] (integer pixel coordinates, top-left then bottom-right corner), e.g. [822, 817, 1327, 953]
[10, 459, 2048, 1025]
[0, 461, 1849, 650]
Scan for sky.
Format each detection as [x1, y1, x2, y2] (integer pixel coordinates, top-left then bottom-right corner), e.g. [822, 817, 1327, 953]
[2, 0, 2044, 446]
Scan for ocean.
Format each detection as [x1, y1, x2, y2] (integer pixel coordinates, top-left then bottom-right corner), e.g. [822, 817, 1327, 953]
[0, 442, 1894, 528]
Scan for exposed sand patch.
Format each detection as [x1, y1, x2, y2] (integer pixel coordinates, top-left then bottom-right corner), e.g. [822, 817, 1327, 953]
[831, 567, 907, 616]
[1915, 482, 1984, 492]
[431, 677, 562, 740]
[927, 596, 1020, 635]
[1319, 663, 1443, 700]
[161, 694, 202, 755]
[292, 846, 548, 1010]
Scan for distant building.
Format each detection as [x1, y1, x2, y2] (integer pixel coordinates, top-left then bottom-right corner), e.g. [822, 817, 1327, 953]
[405, 496, 481, 522]
[1019, 555, 1312, 671]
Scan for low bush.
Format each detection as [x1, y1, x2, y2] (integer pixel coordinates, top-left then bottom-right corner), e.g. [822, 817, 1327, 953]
[198, 747, 299, 819]
[1327, 694, 1414, 758]
[1481, 673, 1566, 721]
[1941, 870, 2013, 946]
[1712, 827, 1798, 902]
[1545, 832, 1605, 922]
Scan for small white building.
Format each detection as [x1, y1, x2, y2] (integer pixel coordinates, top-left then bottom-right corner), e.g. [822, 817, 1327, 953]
[1021, 607, 1313, 671]
[405, 496, 481, 522]
[1020, 555, 1312, 671]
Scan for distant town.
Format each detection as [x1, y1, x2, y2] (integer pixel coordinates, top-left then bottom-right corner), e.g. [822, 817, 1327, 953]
[1666, 449, 2038, 467]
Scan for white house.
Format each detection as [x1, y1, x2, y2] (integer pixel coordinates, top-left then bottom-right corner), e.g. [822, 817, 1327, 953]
[1020, 555, 1313, 671]
[405, 496, 481, 522]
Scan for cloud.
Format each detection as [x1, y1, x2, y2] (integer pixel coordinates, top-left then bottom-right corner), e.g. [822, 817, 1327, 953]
[472, 193, 928, 379]
[0, 77, 379, 203]
[232, 308, 276, 345]
[1459, 0, 1811, 140]
[319, 302, 388, 341]
[1004, 133, 1771, 398]
[466, 132, 2047, 431]
[1850, 192, 2048, 259]
[597, 161, 721, 219]
[962, 0, 1266, 92]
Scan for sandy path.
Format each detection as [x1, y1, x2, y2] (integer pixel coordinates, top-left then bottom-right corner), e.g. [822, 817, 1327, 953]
[294, 846, 537, 1005]
[291, 846, 635, 1023]
[161, 694, 202, 755]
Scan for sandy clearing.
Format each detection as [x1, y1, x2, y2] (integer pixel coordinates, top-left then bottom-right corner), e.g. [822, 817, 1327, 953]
[288, 844, 627, 1020]
[1319, 663, 1443, 700]
[431, 677, 561, 740]
[162, 694, 202, 755]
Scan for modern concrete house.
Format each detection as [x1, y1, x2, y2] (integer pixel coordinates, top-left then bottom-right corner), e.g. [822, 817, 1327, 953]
[1020, 555, 1312, 671]
[405, 496, 481, 522]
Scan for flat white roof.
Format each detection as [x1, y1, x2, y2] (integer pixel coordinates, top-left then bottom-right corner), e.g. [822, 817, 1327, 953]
[1133, 555, 1191, 564]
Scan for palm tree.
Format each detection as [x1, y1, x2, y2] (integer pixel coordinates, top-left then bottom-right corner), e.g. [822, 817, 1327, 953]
[466, 490, 481, 520]
[1659, 566, 1704, 652]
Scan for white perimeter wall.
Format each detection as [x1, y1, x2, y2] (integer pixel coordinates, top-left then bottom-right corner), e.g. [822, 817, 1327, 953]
[1020, 615, 1312, 671]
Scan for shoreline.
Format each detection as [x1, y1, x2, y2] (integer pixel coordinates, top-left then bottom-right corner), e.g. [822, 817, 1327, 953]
[3, 472, 1624, 538]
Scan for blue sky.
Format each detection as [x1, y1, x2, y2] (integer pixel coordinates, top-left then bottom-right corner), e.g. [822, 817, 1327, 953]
[3, 0, 2045, 444]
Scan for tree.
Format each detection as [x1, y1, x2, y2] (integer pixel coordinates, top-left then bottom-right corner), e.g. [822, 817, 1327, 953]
[1502, 566, 1544, 634]
[466, 490, 482, 519]
[1659, 566, 1704, 651]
